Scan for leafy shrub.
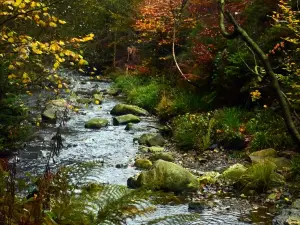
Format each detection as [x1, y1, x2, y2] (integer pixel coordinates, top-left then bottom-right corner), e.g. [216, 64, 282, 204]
[172, 113, 214, 150]
[127, 81, 161, 110]
[246, 110, 295, 150]
[291, 154, 300, 178]
[113, 74, 145, 95]
[240, 162, 285, 192]
[213, 108, 246, 149]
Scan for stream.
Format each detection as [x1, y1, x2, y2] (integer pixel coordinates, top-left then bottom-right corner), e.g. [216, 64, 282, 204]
[17, 72, 253, 224]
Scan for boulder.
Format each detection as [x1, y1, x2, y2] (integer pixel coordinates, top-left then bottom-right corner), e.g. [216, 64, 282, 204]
[85, 118, 109, 129]
[113, 114, 140, 125]
[221, 163, 247, 183]
[93, 93, 103, 102]
[77, 98, 92, 104]
[107, 88, 120, 96]
[128, 160, 199, 192]
[198, 171, 220, 185]
[134, 159, 152, 169]
[249, 149, 291, 170]
[150, 152, 174, 162]
[138, 145, 149, 153]
[273, 199, 300, 225]
[250, 148, 277, 158]
[148, 146, 164, 153]
[42, 99, 67, 123]
[125, 123, 134, 131]
[110, 103, 149, 116]
[138, 133, 165, 147]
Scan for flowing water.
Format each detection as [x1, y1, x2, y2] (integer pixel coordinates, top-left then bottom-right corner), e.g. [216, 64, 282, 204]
[17, 73, 253, 224]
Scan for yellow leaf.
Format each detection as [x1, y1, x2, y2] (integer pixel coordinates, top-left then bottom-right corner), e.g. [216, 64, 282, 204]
[58, 20, 66, 24]
[58, 84, 63, 89]
[49, 22, 57, 27]
[22, 72, 29, 79]
[8, 37, 14, 43]
[78, 59, 88, 66]
[95, 100, 100, 105]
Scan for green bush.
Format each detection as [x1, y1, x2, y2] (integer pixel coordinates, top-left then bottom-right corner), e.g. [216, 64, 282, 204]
[246, 110, 295, 150]
[127, 81, 161, 110]
[240, 162, 285, 192]
[172, 113, 213, 150]
[113, 75, 145, 95]
[291, 154, 300, 177]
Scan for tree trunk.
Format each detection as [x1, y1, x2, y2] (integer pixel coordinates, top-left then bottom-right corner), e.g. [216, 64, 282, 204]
[218, 0, 300, 147]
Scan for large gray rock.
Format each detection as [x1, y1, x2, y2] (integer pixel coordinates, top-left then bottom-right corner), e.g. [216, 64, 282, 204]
[113, 114, 141, 125]
[42, 99, 68, 123]
[138, 133, 165, 147]
[128, 160, 199, 192]
[111, 104, 149, 116]
[85, 118, 109, 129]
[273, 199, 300, 225]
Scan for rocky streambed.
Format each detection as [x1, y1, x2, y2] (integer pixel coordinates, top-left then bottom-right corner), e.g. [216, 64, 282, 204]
[16, 73, 298, 224]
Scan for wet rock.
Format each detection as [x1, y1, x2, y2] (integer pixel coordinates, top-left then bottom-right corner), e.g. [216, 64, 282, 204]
[42, 99, 68, 123]
[273, 199, 300, 225]
[128, 160, 199, 192]
[249, 149, 291, 170]
[138, 133, 165, 147]
[221, 163, 247, 183]
[77, 98, 92, 104]
[134, 158, 152, 169]
[107, 88, 121, 96]
[116, 164, 128, 169]
[267, 193, 278, 201]
[127, 174, 140, 188]
[93, 93, 103, 102]
[110, 103, 149, 116]
[150, 152, 174, 162]
[198, 171, 220, 185]
[188, 201, 206, 212]
[84, 118, 109, 129]
[125, 123, 134, 131]
[148, 146, 164, 153]
[138, 145, 149, 153]
[250, 148, 277, 158]
[113, 114, 141, 125]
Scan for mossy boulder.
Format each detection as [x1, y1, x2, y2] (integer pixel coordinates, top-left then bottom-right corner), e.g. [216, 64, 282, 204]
[112, 114, 140, 125]
[221, 163, 247, 183]
[85, 118, 109, 129]
[110, 103, 149, 116]
[107, 88, 120, 96]
[250, 148, 277, 158]
[128, 160, 199, 192]
[77, 98, 92, 104]
[134, 159, 152, 169]
[93, 93, 103, 102]
[148, 146, 164, 153]
[198, 171, 220, 185]
[150, 152, 174, 162]
[249, 148, 291, 170]
[125, 123, 134, 131]
[138, 133, 165, 147]
[42, 99, 67, 123]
